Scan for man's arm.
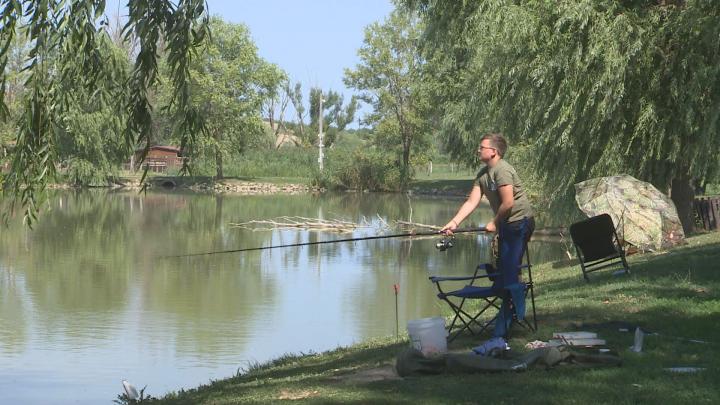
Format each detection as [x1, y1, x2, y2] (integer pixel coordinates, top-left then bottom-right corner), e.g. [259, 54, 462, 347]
[441, 185, 483, 233]
[486, 184, 514, 232]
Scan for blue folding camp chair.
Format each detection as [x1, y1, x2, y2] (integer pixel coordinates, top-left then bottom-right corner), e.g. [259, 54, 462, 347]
[430, 219, 536, 342]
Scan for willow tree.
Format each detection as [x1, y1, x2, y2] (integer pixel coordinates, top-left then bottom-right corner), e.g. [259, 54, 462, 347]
[0, 0, 210, 225]
[405, 0, 720, 232]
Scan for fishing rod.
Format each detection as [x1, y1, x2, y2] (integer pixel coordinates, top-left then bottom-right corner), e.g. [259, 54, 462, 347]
[163, 227, 486, 259]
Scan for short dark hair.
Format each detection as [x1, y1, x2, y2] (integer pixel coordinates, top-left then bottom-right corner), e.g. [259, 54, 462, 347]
[480, 132, 507, 157]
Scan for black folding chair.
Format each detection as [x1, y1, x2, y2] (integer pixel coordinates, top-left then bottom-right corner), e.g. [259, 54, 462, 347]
[429, 244, 536, 342]
[569, 213, 630, 281]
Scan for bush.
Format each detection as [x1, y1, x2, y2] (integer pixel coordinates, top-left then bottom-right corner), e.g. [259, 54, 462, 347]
[190, 147, 318, 178]
[62, 158, 113, 187]
[229, 148, 318, 178]
[320, 148, 403, 191]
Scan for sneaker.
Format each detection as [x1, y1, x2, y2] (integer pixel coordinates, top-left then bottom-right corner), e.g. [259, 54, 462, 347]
[472, 337, 509, 357]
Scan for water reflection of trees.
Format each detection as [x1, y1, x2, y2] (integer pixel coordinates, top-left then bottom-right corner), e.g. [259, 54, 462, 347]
[0, 191, 133, 347]
[0, 190, 286, 355]
[0, 269, 29, 354]
[0, 190, 570, 357]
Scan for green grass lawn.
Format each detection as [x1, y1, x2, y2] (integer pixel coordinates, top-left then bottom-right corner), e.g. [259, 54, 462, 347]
[409, 163, 475, 195]
[148, 231, 720, 404]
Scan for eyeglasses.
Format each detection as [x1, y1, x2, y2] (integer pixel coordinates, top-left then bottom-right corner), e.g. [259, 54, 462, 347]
[476, 145, 495, 153]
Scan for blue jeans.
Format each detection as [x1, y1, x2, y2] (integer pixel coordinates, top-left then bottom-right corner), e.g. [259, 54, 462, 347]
[492, 217, 534, 338]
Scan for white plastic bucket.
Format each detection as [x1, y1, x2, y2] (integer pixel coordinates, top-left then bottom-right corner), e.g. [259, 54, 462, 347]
[407, 317, 447, 356]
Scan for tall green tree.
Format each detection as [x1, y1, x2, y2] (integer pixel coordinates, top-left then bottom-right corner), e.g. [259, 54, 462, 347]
[308, 87, 357, 146]
[405, 0, 720, 232]
[162, 17, 284, 179]
[0, 0, 209, 225]
[344, 8, 432, 184]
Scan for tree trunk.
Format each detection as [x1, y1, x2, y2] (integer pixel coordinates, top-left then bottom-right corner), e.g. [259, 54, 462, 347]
[402, 143, 410, 175]
[267, 97, 275, 131]
[274, 94, 290, 137]
[215, 149, 223, 179]
[396, 107, 412, 187]
[214, 131, 223, 179]
[400, 137, 412, 189]
[670, 171, 695, 234]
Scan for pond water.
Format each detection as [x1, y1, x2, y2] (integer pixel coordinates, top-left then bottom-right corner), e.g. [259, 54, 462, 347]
[0, 190, 568, 404]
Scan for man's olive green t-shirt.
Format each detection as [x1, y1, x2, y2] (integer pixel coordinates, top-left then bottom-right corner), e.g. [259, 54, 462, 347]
[474, 159, 534, 223]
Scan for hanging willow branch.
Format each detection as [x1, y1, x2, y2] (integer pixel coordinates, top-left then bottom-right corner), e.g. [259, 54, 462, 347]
[0, 0, 210, 226]
[405, 0, 720, 228]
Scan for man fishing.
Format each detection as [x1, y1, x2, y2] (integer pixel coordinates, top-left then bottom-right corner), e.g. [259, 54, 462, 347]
[441, 132, 535, 355]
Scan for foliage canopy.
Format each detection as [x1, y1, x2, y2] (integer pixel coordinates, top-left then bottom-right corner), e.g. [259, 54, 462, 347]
[159, 17, 285, 179]
[344, 8, 433, 183]
[404, 0, 720, 230]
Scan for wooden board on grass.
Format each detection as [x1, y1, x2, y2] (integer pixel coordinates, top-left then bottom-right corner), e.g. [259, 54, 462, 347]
[548, 338, 606, 347]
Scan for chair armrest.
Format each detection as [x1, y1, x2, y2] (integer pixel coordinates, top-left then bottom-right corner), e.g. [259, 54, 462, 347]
[429, 264, 498, 283]
[429, 275, 480, 282]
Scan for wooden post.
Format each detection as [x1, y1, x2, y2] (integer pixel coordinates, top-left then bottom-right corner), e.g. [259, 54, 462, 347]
[318, 97, 324, 171]
[694, 196, 720, 231]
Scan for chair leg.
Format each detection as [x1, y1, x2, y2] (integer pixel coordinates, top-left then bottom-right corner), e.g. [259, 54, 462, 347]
[502, 241, 538, 335]
[530, 286, 537, 331]
[446, 296, 467, 333]
[509, 289, 537, 333]
[581, 264, 590, 282]
[621, 255, 631, 275]
[525, 248, 537, 331]
[575, 246, 591, 281]
[443, 298, 480, 342]
[442, 299, 475, 341]
[445, 296, 501, 342]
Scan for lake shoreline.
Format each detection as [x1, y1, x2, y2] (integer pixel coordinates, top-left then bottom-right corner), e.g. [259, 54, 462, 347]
[49, 176, 325, 195]
[53, 175, 473, 197]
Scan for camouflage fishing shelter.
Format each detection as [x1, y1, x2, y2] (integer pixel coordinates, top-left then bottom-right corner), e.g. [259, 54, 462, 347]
[574, 175, 685, 251]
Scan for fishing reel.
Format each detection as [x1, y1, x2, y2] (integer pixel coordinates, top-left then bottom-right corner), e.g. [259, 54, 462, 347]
[435, 235, 455, 251]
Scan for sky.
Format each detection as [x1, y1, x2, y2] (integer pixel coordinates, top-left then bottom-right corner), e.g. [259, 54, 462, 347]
[106, 0, 396, 128]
